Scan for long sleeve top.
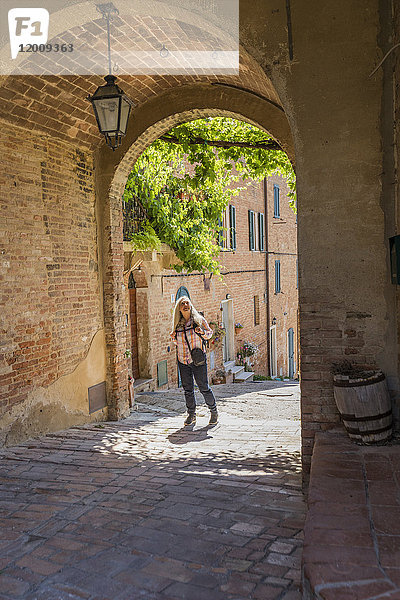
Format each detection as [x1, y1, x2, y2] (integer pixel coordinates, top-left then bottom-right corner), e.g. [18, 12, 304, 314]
[175, 317, 213, 365]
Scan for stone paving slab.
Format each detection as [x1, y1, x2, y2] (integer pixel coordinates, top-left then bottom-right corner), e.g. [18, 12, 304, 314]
[303, 429, 400, 600]
[0, 382, 304, 599]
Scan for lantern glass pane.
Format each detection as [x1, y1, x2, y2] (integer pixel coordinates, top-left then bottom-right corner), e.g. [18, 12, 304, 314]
[119, 97, 131, 134]
[93, 97, 120, 132]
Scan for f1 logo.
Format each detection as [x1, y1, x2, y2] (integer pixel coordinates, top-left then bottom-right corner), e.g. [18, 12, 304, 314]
[8, 8, 49, 59]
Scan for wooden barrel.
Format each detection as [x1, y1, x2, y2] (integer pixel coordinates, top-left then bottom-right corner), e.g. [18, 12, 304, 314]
[333, 370, 392, 443]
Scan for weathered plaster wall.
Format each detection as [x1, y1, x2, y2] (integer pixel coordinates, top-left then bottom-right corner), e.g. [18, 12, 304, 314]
[2, 329, 107, 446]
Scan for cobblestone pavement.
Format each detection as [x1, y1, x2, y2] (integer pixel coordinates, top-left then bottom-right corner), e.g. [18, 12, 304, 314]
[0, 381, 304, 600]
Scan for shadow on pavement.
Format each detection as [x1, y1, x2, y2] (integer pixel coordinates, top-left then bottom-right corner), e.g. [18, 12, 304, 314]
[0, 409, 304, 600]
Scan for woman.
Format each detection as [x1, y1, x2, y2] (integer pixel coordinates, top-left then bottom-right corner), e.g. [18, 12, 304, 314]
[171, 296, 218, 426]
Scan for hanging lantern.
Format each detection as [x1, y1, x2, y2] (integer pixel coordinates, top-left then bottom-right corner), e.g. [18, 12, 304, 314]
[88, 75, 134, 150]
[87, 3, 134, 150]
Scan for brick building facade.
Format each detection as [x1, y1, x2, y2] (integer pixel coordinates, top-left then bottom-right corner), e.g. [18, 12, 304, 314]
[266, 175, 299, 379]
[124, 173, 298, 391]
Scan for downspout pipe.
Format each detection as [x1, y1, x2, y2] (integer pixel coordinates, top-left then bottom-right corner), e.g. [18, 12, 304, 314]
[264, 178, 271, 376]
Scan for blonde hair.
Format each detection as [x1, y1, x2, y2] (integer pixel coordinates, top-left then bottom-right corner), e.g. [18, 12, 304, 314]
[172, 296, 205, 332]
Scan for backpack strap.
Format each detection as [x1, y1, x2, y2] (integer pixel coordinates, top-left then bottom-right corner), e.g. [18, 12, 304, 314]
[181, 321, 208, 351]
[192, 321, 209, 350]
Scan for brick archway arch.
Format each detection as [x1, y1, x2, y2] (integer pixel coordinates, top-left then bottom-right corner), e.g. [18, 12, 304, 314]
[96, 83, 294, 420]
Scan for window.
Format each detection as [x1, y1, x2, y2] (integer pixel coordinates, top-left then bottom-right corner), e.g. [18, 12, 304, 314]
[275, 260, 281, 293]
[229, 204, 237, 250]
[176, 286, 190, 302]
[258, 212, 265, 251]
[248, 210, 255, 250]
[219, 205, 236, 250]
[254, 295, 260, 325]
[274, 185, 280, 218]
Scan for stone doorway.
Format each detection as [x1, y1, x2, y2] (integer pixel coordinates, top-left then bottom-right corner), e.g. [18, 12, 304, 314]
[221, 298, 235, 363]
[128, 273, 140, 380]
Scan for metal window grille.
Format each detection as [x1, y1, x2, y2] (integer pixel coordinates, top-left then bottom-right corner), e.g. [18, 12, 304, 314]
[123, 194, 148, 241]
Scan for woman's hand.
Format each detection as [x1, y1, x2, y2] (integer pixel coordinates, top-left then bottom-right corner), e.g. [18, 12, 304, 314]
[195, 326, 204, 335]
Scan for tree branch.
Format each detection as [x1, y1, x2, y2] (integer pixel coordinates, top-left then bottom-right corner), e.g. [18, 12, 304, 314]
[159, 135, 282, 151]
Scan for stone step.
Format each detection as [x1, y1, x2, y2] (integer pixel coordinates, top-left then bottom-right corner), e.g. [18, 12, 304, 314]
[223, 360, 236, 372]
[232, 365, 245, 382]
[235, 371, 254, 383]
[133, 378, 154, 393]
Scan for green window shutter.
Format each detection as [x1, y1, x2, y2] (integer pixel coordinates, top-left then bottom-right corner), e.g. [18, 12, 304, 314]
[258, 213, 265, 251]
[157, 360, 168, 387]
[248, 210, 255, 250]
[275, 260, 281, 293]
[274, 185, 280, 218]
[229, 205, 236, 250]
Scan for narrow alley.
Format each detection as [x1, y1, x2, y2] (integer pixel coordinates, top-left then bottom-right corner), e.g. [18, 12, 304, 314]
[0, 381, 304, 600]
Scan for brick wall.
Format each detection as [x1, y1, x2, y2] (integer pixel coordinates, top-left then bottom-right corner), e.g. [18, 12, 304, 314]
[393, 0, 400, 424]
[0, 119, 104, 442]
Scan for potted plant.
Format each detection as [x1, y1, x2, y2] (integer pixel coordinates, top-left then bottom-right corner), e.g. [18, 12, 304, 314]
[209, 321, 226, 348]
[235, 322, 244, 334]
[236, 341, 258, 367]
[212, 368, 226, 385]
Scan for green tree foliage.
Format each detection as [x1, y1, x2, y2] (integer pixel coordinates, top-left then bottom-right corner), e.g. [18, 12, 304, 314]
[123, 117, 295, 275]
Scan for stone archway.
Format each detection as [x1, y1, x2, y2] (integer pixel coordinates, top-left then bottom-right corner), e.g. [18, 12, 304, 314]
[1, 1, 394, 473]
[94, 82, 294, 421]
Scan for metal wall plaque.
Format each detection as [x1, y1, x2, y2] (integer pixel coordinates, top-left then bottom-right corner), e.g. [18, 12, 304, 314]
[88, 381, 107, 414]
[390, 236, 400, 284]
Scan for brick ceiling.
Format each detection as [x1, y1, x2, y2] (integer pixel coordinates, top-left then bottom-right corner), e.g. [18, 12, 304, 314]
[0, 10, 280, 147]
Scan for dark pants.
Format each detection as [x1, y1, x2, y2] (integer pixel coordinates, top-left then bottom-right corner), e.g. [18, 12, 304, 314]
[178, 360, 217, 414]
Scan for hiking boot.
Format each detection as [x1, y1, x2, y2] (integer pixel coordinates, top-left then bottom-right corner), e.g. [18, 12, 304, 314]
[208, 411, 218, 426]
[184, 413, 196, 426]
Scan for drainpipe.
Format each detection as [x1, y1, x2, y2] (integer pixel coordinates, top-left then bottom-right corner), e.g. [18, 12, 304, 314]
[264, 177, 271, 376]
